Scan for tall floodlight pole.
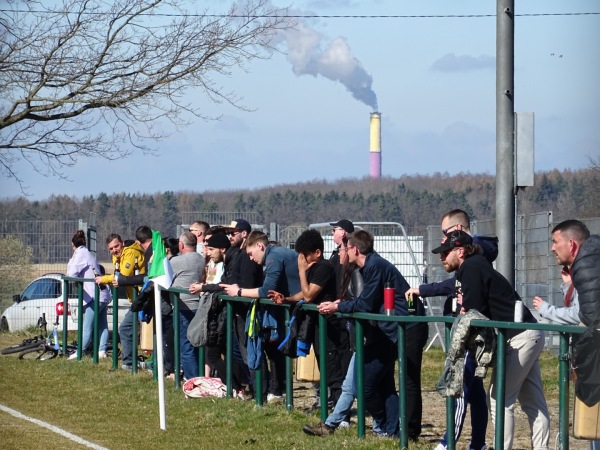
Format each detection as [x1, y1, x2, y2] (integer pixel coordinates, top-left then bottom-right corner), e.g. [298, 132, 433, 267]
[496, 0, 515, 286]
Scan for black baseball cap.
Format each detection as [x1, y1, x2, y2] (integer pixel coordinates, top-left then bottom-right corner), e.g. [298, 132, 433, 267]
[432, 230, 473, 254]
[224, 219, 252, 234]
[329, 219, 354, 233]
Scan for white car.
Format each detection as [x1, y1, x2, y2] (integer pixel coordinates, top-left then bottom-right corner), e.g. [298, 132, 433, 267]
[0, 273, 130, 332]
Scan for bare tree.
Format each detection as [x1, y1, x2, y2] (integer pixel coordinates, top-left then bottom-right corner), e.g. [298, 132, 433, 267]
[0, 0, 292, 191]
[588, 153, 600, 173]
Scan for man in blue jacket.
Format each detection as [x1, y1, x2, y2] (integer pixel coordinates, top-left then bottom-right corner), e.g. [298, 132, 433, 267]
[221, 230, 300, 403]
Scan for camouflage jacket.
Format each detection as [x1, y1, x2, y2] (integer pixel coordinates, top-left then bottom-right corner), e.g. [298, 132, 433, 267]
[435, 309, 496, 398]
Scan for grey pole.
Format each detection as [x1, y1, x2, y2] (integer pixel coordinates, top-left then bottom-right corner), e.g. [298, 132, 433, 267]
[496, 0, 515, 286]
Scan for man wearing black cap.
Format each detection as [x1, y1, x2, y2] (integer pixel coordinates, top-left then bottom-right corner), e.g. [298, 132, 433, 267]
[433, 229, 550, 450]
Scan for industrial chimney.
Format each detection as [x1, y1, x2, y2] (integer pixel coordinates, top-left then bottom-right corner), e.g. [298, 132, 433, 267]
[369, 112, 381, 178]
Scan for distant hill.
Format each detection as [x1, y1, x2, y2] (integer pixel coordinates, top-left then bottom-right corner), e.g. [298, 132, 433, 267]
[1, 169, 598, 234]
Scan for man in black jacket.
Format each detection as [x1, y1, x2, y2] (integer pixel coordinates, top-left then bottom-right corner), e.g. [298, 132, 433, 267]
[551, 219, 600, 411]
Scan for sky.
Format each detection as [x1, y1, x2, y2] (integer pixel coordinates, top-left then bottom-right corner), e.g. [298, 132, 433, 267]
[1, 0, 599, 200]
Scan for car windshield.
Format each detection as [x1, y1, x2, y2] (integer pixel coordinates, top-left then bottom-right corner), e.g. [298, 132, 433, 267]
[21, 278, 62, 301]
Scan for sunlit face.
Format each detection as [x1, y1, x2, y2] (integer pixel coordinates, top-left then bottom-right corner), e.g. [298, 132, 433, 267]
[332, 227, 346, 246]
[440, 247, 461, 273]
[551, 230, 575, 266]
[206, 246, 225, 263]
[246, 243, 265, 265]
[107, 238, 124, 258]
[228, 230, 244, 247]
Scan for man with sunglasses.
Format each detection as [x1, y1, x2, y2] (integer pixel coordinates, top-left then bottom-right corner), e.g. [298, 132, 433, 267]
[407, 209, 496, 450]
[433, 228, 549, 450]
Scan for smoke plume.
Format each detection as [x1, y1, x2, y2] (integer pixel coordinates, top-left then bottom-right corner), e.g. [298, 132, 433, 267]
[280, 22, 378, 111]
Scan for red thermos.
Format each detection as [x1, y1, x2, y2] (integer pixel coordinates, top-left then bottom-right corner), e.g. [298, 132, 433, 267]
[384, 281, 395, 316]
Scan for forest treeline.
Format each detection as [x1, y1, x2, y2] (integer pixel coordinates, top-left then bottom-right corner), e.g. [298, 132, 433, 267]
[1, 169, 598, 235]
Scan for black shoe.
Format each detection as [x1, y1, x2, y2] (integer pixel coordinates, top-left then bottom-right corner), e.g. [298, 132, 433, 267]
[302, 422, 334, 437]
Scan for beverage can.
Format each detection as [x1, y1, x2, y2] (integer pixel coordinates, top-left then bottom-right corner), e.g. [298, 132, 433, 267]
[514, 299, 523, 323]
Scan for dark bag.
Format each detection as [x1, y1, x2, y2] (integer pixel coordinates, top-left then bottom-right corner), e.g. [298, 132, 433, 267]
[573, 323, 600, 407]
[278, 301, 306, 358]
[130, 280, 154, 320]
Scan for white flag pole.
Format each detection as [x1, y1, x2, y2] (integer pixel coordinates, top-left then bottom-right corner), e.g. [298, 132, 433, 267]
[153, 281, 166, 430]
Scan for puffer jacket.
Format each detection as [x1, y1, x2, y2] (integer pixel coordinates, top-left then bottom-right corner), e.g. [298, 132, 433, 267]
[572, 234, 600, 326]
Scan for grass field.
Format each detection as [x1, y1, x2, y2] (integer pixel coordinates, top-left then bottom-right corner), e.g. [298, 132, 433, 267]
[0, 330, 593, 450]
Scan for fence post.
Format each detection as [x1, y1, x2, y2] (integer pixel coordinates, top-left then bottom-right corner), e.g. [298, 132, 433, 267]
[76, 281, 84, 360]
[445, 321, 456, 450]
[558, 332, 570, 450]
[397, 321, 408, 449]
[494, 328, 507, 450]
[226, 299, 233, 398]
[131, 289, 138, 374]
[172, 292, 181, 389]
[112, 285, 119, 369]
[93, 283, 99, 364]
[355, 319, 365, 438]
[61, 279, 69, 356]
[285, 306, 293, 412]
[318, 312, 328, 423]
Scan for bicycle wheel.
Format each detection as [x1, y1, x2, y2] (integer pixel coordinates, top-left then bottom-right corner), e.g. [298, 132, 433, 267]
[39, 348, 59, 360]
[18, 344, 47, 360]
[1, 339, 43, 355]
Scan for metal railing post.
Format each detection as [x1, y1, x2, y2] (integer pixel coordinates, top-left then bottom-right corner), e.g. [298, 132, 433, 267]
[494, 328, 507, 450]
[355, 318, 365, 438]
[445, 321, 456, 450]
[93, 283, 99, 365]
[62, 279, 69, 356]
[397, 321, 408, 449]
[318, 312, 328, 423]
[226, 299, 233, 398]
[285, 306, 293, 411]
[131, 289, 138, 374]
[76, 281, 84, 360]
[558, 332, 570, 450]
[111, 285, 119, 370]
[172, 292, 181, 389]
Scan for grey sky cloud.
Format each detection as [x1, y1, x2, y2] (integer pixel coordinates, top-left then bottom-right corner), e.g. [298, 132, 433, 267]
[431, 53, 496, 72]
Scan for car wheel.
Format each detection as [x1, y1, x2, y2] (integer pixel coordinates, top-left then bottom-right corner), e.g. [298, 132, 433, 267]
[0, 317, 8, 332]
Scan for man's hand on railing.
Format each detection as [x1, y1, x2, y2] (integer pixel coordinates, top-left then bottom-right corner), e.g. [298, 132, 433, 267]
[219, 283, 239, 297]
[318, 300, 340, 315]
[267, 290, 285, 305]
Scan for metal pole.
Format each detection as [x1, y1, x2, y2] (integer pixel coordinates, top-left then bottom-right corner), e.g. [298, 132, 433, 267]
[318, 313, 328, 423]
[77, 282, 83, 360]
[397, 322, 408, 449]
[93, 284, 99, 365]
[494, 328, 507, 450]
[226, 300, 233, 398]
[112, 286, 118, 369]
[558, 332, 570, 450]
[496, 0, 516, 285]
[355, 319, 365, 438]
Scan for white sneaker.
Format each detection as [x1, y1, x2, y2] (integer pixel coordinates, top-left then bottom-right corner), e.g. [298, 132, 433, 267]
[98, 351, 107, 359]
[338, 420, 350, 428]
[68, 351, 78, 360]
[434, 444, 447, 450]
[266, 393, 284, 404]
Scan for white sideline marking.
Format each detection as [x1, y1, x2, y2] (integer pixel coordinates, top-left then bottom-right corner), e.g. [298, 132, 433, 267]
[0, 403, 109, 450]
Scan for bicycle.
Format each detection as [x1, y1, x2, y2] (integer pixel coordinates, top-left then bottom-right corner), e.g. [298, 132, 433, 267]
[18, 316, 76, 360]
[0, 314, 49, 355]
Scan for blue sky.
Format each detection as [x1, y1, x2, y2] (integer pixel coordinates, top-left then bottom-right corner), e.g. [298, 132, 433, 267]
[1, 0, 599, 200]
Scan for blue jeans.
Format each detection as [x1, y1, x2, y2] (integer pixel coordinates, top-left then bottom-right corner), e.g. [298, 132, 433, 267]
[440, 351, 488, 449]
[119, 309, 137, 366]
[326, 353, 383, 433]
[179, 309, 199, 380]
[82, 302, 108, 353]
[362, 336, 399, 437]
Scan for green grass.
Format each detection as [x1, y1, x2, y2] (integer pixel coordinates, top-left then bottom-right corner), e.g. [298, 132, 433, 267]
[0, 333, 591, 450]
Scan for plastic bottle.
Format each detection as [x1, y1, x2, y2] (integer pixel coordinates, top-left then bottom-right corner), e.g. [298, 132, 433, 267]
[92, 268, 106, 290]
[114, 260, 120, 285]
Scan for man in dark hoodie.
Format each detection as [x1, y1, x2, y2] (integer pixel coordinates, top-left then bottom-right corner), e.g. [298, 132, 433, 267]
[406, 209, 497, 450]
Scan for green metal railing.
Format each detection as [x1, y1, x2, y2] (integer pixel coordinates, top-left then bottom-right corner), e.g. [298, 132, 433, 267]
[61, 276, 585, 450]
